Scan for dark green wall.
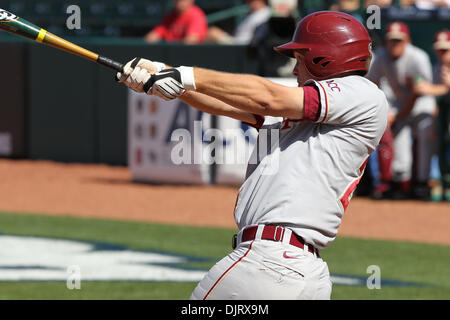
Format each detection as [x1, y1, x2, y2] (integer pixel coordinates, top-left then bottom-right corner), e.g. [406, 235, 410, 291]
[28, 44, 99, 162]
[0, 43, 27, 158]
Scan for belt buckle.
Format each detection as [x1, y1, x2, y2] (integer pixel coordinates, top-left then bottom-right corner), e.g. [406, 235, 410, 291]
[232, 234, 237, 250]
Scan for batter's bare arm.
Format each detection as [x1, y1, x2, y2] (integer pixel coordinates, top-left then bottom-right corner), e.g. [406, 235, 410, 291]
[193, 68, 305, 119]
[179, 91, 259, 125]
[118, 59, 305, 120]
[116, 58, 260, 125]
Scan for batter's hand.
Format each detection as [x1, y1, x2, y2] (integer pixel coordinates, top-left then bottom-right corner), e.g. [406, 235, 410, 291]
[144, 66, 196, 100]
[117, 57, 166, 93]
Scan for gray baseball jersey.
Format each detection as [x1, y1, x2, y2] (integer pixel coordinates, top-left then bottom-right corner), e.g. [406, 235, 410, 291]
[433, 62, 443, 84]
[233, 75, 389, 249]
[366, 43, 436, 116]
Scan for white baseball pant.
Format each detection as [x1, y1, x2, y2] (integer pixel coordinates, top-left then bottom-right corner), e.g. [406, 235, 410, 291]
[393, 113, 435, 182]
[190, 227, 332, 300]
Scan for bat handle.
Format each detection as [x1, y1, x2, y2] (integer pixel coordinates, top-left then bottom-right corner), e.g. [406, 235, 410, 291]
[97, 55, 124, 72]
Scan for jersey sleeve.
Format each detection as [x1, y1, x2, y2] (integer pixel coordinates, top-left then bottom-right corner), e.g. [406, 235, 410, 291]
[151, 25, 166, 38]
[151, 14, 172, 38]
[432, 64, 441, 84]
[410, 51, 433, 82]
[305, 77, 387, 127]
[302, 85, 321, 122]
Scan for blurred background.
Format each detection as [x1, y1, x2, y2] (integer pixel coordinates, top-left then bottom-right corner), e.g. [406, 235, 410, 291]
[0, 0, 449, 301]
[0, 0, 449, 202]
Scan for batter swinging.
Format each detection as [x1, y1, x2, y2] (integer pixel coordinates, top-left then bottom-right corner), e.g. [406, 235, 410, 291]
[118, 11, 388, 300]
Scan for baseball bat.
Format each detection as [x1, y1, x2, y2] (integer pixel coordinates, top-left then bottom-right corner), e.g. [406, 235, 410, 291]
[0, 8, 123, 72]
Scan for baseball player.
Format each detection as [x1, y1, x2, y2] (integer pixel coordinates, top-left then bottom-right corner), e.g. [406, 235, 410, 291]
[366, 22, 437, 200]
[413, 30, 450, 200]
[118, 11, 388, 299]
[413, 30, 450, 97]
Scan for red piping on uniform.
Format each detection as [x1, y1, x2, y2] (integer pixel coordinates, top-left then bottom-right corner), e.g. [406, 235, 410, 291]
[203, 241, 254, 300]
[316, 81, 329, 123]
[359, 157, 369, 175]
[341, 157, 370, 211]
[340, 179, 360, 211]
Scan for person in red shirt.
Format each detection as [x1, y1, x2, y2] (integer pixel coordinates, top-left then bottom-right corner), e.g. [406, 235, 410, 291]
[144, 0, 208, 44]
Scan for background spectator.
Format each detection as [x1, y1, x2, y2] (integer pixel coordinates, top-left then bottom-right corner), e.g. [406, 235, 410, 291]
[365, 0, 393, 7]
[401, 0, 450, 8]
[367, 22, 437, 200]
[413, 30, 450, 200]
[364, 0, 393, 52]
[144, 0, 208, 44]
[248, 0, 298, 77]
[330, 0, 363, 22]
[414, 30, 450, 96]
[207, 0, 271, 45]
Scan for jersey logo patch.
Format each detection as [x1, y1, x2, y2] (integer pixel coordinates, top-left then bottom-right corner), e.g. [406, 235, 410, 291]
[326, 80, 341, 92]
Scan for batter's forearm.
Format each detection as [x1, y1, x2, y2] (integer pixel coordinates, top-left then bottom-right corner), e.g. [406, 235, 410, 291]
[179, 91, 258, 125]
[193, 68, 304, 119]
[123, 62, 303, 119]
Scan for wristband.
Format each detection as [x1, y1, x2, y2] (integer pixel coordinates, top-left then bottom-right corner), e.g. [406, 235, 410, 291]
[177, 66, 196, 90]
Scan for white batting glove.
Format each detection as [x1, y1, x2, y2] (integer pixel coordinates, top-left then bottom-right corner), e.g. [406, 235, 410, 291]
[117, 57, 166, 93]
[143, 66, 196, 100]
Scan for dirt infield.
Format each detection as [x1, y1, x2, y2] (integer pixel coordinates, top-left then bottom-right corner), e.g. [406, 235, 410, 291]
[0, 159, 449, 246]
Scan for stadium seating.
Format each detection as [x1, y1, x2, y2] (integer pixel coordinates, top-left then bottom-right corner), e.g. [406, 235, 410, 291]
[3, 0, 168, 36]
[3, 0, 244, 36]
[3, 1, 450, 38]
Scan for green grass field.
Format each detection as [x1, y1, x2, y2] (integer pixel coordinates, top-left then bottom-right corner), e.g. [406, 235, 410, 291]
[0, 212, 449, 300]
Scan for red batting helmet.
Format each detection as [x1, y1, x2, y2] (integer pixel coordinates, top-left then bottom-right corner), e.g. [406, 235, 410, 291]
[434, 30, 450, 50]
[275, 11, 372, 80]
[385, 22, 410, 40]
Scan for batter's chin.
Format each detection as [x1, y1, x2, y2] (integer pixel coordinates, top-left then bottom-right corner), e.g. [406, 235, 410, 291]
[297, 78, 309, 87]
